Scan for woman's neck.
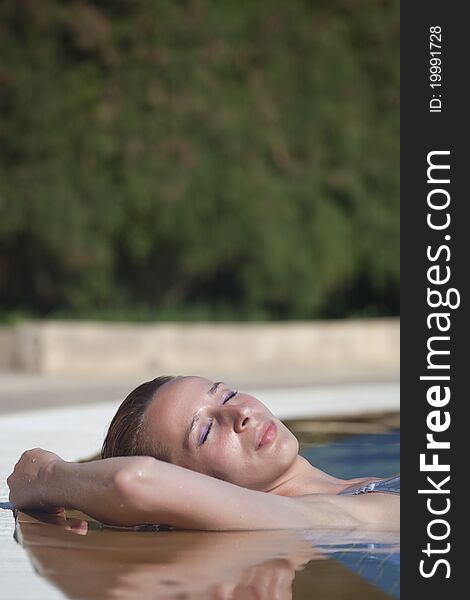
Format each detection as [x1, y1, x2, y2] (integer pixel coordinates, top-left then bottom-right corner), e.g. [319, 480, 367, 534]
[265, 455, 371, 497]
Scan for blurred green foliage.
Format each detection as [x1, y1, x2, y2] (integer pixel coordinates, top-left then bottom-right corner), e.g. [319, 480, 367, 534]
[0, 0, 399, 321]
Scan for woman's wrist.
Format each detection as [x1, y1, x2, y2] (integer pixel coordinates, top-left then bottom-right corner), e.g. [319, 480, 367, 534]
[39, 456, 69, 509]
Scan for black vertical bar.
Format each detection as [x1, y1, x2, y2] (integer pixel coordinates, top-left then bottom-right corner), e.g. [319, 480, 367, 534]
[401, 1, 465, 597]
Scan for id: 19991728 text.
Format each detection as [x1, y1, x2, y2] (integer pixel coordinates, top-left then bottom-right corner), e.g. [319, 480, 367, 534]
[429, 26, 443, 113]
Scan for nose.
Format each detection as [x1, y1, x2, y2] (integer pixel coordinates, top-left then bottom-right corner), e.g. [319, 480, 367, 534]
[235, 406, 252, 433]
[222, 405, 252, 433]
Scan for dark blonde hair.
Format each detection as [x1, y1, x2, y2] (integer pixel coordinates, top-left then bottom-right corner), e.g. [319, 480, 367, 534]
[101, 376, 175, 461]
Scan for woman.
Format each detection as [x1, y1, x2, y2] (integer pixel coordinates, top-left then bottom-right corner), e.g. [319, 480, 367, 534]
[8, 375, 400, 530]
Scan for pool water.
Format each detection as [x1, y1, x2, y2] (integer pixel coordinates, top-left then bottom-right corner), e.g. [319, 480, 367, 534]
[302, 430, 400, 598]
[15, 426, 400, 600]
[301, 430, 400, 479]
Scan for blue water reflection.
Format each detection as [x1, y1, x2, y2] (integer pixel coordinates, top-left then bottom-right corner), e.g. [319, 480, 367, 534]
[301, 430, 400, 598]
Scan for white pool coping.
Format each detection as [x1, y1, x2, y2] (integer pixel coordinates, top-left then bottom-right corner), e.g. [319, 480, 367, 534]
[0, 381, 399, 598]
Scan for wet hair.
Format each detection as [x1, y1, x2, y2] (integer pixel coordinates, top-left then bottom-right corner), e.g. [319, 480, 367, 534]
[101, 376, 176, 462]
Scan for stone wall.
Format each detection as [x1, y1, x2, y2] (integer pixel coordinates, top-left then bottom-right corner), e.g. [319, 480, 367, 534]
[0, 319, 399, 381]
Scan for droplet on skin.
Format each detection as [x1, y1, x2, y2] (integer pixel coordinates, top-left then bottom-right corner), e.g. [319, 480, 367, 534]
[31, 458, 36, 463]
[137, 471, 143, 477]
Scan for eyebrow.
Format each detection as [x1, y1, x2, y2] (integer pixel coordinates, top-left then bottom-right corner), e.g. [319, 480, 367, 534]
[208, 381, 223, 395]
[182, 382, 224, 450]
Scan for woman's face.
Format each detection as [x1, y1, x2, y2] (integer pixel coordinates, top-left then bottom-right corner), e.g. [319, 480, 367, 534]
[142, 376, 299, 491]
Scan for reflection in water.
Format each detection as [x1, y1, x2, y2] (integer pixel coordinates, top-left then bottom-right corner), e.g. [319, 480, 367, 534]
[16, 510, 397, 599]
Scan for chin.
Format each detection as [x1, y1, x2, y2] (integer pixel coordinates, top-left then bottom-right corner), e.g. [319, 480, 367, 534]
[278, 424, 300, 457]
[279, 435, 300, 467]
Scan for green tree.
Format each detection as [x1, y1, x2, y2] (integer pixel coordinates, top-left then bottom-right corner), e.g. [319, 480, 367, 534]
[0, 0, 399, 320]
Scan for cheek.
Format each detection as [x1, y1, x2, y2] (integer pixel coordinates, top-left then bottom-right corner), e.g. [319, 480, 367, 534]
[203, 438, 246, 480]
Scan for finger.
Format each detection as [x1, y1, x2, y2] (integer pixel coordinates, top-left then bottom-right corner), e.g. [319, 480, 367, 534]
[67, 519, 89, 536]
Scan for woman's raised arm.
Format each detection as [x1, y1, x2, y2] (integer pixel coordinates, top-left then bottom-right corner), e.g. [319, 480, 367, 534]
[8, 448, 361, 530]
[7, 449, 146, 524]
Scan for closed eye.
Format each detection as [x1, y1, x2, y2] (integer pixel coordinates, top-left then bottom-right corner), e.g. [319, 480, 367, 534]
[199, 421, 213, 445]
[223, 390, 238, 404]
[199, 391, 238, 445]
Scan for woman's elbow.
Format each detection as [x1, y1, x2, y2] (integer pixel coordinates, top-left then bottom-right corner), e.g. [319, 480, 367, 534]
[113, 456, 155, 496]
[111, 457, 157, 519]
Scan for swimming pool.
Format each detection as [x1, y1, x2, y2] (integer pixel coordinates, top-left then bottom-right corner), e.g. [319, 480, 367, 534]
[301, 429, 400, 479]
[301, 429, 400, 598]
[15, 424, 399, 599]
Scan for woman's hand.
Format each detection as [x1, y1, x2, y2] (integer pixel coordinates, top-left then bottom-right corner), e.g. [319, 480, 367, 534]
[7, 448, 65, 513]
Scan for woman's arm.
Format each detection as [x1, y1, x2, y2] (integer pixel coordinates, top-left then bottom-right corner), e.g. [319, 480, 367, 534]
[8, 448, 360, 530]
[8, 449, 135, 522]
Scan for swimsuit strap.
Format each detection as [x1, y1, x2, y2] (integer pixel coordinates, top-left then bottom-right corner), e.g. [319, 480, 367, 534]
[339, 474, 400, 496]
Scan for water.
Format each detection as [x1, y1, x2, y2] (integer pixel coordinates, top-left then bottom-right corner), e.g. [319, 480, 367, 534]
[301, 430, 400, 479]
[301, 430, 400, 598]
[15, 427, 400, 599]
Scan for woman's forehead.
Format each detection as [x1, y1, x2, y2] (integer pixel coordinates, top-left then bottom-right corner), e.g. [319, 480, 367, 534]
[164, 375, 215, 401]
[144, 376, 214, 433]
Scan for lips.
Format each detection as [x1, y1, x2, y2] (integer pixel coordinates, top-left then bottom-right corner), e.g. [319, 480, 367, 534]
[257, 422, 277, 449]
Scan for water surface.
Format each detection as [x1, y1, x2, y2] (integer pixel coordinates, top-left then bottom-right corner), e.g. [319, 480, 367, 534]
[15, 420, 400, 599]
